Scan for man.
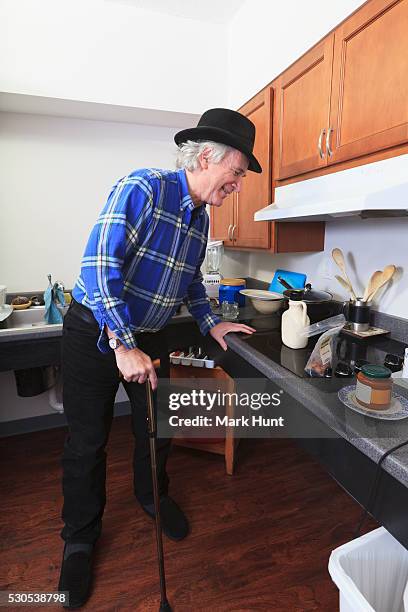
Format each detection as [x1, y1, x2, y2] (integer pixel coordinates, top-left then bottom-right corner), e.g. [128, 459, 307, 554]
[58, 108, 262, 608]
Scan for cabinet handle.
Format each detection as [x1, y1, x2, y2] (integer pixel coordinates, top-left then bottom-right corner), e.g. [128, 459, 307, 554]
[326, 127, 333, 157]
[231, 224, 236, 242]
[227, 224, 233, 241]
[318, 128, 326, 159]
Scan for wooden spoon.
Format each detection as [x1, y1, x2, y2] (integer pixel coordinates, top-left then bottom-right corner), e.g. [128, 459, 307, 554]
[363, 270, 382, 302]
[332, 248, 357, 300]
[366, 265, 396, 302]
[335, 274, 354, 296]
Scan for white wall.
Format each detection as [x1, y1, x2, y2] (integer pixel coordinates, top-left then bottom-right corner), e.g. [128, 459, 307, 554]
[0, 111, 184, 423]
[0, 112, 184, 291]
[0, 0, 228, 114]
[221, 0, 408, 320]
[245, 218, 408, 317]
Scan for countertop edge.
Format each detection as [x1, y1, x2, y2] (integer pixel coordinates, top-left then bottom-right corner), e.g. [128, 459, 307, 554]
[225, 333, 408, 490]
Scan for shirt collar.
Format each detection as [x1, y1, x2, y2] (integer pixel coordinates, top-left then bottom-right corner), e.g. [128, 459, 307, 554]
[178, 168, 199, 213]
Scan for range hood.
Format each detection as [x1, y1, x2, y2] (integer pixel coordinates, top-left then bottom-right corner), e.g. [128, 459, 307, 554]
[255, 154, 408, 222]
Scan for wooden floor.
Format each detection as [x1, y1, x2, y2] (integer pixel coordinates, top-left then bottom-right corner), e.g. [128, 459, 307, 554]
[0, 416, 376, 611]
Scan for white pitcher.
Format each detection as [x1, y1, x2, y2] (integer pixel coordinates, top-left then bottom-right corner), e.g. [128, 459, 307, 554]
[281, 299, 310, 349]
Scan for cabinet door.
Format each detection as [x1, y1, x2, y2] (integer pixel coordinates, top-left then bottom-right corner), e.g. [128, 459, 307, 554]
[329, 0, 408, 164]
[234, 88, 272, 249]
[275, 35, 334, 180]
[209, 193, 235, 243]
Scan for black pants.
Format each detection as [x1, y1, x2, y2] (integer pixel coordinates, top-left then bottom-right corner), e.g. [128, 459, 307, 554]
[61, 299, 171, 544]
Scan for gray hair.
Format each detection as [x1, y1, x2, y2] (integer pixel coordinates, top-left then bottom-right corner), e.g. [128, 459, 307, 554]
[175, 140, 235, 171]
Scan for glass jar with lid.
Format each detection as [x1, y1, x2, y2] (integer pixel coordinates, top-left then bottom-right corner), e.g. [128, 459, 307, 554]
[219, 279, 246, 306]
[355, 364, 393, 410]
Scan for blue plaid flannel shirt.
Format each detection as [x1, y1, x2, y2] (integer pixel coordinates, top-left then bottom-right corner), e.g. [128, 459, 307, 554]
[72, 168, 221, 352]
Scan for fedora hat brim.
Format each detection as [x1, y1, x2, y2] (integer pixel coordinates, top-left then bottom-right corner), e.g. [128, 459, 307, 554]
[174, 126, 262, 173]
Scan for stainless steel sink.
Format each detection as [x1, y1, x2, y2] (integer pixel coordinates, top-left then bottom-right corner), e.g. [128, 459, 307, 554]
[0, 305, 69, 337]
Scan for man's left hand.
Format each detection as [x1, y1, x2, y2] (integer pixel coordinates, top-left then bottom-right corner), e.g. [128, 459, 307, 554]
[209, 321, 256, 351]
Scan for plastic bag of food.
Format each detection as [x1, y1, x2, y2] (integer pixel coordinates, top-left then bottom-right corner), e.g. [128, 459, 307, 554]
[303, 315, 346, 377]
[301, 314, 346, 338]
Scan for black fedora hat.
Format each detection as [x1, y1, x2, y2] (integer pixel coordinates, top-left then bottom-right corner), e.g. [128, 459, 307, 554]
[174, 108, 262, 173]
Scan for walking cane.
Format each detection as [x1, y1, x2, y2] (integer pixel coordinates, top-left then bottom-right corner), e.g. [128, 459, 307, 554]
[146, 379, 173, 612]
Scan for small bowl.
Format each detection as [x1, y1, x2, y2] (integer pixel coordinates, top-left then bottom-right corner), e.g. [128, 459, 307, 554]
[11, 300, 32, 310]
[239, 289, 283, 314]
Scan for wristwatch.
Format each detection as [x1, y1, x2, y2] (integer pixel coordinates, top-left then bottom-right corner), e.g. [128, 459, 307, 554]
[108, 337, 122, 350]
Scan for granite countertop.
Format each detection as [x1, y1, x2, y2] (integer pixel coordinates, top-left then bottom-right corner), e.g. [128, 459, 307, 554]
[224, 330, 408, 490]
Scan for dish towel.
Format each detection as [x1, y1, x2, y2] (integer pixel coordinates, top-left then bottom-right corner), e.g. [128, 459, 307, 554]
[44, 281, 65, 324]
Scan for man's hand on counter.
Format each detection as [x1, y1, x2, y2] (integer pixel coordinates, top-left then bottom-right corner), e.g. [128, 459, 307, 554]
[209, 322, 256, 351]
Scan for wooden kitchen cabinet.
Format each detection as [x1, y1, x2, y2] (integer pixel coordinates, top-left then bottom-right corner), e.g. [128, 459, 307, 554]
[210, 87, 325, 253]
[274, 0, 408, 181]
[233, 88, 273, 249]
[210, 192, 235, 242]
[210, 88, 272, 249]
[274, 35, 334, 180]
[328, 0, 408, 164]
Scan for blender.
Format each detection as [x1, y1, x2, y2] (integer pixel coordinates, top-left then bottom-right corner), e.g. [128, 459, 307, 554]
[203, 240, 223, 298]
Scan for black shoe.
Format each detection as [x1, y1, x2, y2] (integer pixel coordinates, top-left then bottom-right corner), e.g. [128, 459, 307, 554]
[141, 495, 189, 541]
[58, 545, 93, 609]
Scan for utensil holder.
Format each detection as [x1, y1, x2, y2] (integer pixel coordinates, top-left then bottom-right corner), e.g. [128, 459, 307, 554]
[343, 298, 371, 332]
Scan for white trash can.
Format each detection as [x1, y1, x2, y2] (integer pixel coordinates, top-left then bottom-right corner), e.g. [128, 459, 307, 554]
[329, 527, 408, 612]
